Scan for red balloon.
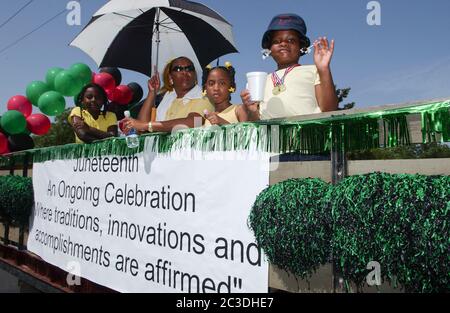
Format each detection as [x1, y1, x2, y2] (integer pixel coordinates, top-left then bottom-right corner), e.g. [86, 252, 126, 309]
[93, 72, 116, 91]
[105, 88, 121, 102]
[115, 85, 133, 105]
[1, 146, 10, 155]
[26, 113, 51, 135]
[0, 132, 8, 154]
[7, 95, 32, 118]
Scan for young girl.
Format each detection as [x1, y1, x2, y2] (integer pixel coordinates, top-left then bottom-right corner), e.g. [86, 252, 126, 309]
[69, 83, 118, 144]
[202, 63, 247, 126]
[241, 13, 338, 120]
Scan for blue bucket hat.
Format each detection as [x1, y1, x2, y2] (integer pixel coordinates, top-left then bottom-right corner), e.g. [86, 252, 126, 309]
[261, 13, 311, 49]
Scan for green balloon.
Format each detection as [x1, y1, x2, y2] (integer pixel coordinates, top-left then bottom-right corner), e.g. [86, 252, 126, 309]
[0, 110, 26, 135]
[54, 70, 83, 97]
[20, 127, 31, 135]
[45, 67, 64, 90]
[70, 63, 92, 86]
[38, 91, 66, 116]
[26, 81, 51, 106]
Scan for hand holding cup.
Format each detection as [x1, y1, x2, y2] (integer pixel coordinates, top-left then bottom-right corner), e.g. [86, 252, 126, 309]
[240, 89, 259, 113]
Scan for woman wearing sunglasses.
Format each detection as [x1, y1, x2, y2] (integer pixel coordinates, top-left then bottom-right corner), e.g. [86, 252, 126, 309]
[69, 83, 118, 144]
[123, 56, 214, 133]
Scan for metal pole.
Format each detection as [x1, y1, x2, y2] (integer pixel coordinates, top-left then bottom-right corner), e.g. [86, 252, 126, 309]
[330, 123, 347, 293]
[9, 156, 14, 176]
[331, 123, 347, 185]
[19, 153, 29, 250]
[154, 8, 161, 75]
[3, 222, 9, 246]
[22, 153, 29, 178]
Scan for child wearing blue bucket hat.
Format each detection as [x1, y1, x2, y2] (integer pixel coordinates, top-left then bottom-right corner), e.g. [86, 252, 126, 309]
[241, 13, 338, 120]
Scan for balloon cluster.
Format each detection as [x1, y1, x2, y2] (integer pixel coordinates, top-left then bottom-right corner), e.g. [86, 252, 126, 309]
[1, 64, 144, 155]
[1, 63, 93, 154]
[1, 96, 51, 154]
[90, 67, 143, 120]
[96, 68, 142, 104]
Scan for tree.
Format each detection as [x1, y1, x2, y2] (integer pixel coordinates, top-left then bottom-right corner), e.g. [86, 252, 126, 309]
[336, 87, 355, 110]
[33, 107, 75, 148]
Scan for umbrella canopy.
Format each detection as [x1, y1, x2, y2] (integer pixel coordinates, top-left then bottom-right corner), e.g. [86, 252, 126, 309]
[70, 0, 238, 76]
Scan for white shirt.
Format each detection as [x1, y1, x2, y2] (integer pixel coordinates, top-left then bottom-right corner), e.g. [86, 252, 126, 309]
[260, 65, 322, 119]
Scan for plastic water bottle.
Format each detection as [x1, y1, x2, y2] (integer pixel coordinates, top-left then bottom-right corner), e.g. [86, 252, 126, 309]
[123, 111, 139, 149]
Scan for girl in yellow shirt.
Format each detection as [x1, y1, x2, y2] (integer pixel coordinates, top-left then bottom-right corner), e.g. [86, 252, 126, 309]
[69, 83, 118, 143]
[202, 63, 248, 126]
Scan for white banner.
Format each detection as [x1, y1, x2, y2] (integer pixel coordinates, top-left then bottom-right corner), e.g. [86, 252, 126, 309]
[28, 148, 270, 293]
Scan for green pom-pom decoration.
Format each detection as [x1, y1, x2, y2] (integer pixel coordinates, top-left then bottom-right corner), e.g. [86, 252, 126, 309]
[249, 178, 332, 279]
[0, 175, 33, 226]
[328, 173, 450, 292]
[250, 173, 450, 292]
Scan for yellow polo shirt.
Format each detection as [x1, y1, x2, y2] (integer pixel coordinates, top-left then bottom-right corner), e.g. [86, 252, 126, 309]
[204, 105, 239, 127]
[69, 107, 117, 143]
[165, 98, 214, 121]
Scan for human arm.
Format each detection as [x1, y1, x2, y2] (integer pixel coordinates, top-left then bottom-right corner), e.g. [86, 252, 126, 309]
[137, 67, 160, 123]
[123, 113, 205, 133]
[71, 116, 116, 143]
[204, 112, 230, 125]
[235, 105, 249, 122]
[240, 89, 260, 121]
[313, 37, 338, 112]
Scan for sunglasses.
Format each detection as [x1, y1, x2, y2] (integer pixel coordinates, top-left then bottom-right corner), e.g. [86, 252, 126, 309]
[171, 65, 195, 73]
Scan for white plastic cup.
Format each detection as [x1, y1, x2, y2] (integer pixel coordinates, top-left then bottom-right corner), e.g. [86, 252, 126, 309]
[246, 72, 267, 101]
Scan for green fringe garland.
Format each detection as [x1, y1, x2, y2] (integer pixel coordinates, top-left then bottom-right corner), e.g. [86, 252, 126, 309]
[31, 137, 140, 163]
[422, 107, 450, 143]
[0, 100, 447, 165]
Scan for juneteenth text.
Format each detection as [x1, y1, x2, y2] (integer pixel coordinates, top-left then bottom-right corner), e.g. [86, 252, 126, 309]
[73, 156, 138, 173]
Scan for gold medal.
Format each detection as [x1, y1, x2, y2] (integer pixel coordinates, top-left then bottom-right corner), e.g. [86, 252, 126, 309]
[272, 86, 280, 95]
[271, 64, 298, 96]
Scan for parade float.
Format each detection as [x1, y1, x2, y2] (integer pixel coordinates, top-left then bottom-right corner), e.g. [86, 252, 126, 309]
[1, 96, 449, 293]
[0, 0, 449, 293]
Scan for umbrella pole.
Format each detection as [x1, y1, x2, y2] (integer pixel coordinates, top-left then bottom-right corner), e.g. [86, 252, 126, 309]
[154, 8, 161, 76]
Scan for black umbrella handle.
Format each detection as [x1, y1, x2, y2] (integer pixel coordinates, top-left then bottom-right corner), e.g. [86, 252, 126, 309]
[154, 8, 161, 75]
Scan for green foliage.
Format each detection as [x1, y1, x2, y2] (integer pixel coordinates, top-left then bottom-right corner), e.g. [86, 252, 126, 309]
[348, 143, 450, 160]
[33, 107, 75, 148]
[336, 87, 355, 110]
[249, 178, 332, 279]
[251, 173, 450, 292]
[0, 175, 33, 226]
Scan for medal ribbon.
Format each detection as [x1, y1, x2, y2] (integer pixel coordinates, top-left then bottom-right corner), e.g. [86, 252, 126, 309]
[271, 64, 300, 88]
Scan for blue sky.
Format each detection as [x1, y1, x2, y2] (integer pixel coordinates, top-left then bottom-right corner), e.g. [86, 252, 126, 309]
[1, 0, 450, 116]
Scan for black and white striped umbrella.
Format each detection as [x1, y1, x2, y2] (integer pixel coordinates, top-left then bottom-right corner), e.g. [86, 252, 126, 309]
[70, 0, 238, 76]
